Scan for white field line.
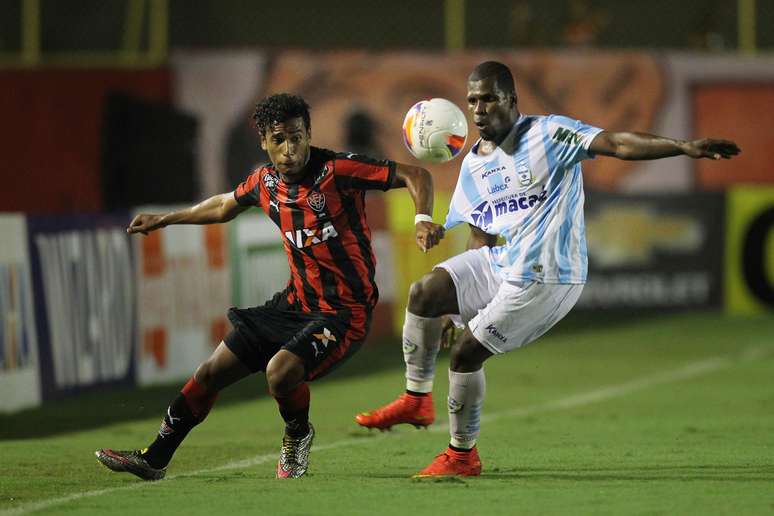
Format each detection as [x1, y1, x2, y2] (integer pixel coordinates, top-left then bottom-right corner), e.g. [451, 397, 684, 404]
[1, 346, 768, 516]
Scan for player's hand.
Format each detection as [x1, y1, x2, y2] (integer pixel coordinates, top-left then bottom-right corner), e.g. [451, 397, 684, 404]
[440, 316, 458, 349]
[681, 139, 740, 160]
[415, 222, 445, 253]
[127, 214, 165, 235]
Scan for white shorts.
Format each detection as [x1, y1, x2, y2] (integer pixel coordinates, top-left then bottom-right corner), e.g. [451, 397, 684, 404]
[435, 247, 584, 354]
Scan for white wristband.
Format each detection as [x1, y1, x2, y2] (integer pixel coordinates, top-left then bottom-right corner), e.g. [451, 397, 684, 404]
[414, 214, 433, 225]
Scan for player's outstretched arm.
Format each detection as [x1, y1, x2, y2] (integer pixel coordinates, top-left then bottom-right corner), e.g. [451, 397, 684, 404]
[589, 131, 741, 161]
[127, 193, 248, 235]
[391, 162, 445, 252]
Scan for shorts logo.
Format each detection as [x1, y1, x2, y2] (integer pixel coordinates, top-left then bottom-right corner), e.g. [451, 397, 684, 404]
[263, 173, 279, 192]
[402, 340, 417, 354]
[471, 201, 494, 231]
[158, 420, 174, 437]
[485, 324, 507, 343]
[312, 327, 337, 357]
[448, 397, 464, 413]
[307, 191, 326, 212]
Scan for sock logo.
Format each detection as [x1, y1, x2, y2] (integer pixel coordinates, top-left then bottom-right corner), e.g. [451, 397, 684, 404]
[448, 397, 464, 413]
[158, 420, 174, 437]
[402, 339, 417, 354]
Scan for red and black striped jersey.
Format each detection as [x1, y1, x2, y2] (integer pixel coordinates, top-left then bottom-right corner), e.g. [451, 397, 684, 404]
[234, 147, 396, 314]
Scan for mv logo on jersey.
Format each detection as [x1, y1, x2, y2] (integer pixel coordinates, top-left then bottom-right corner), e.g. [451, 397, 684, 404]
[552, 127, 583, 146]
[285, 222, 338, 248]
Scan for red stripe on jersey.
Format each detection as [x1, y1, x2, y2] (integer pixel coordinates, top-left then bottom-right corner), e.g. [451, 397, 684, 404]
[235, 170, 262, 205]
[335, 158, 389, 183]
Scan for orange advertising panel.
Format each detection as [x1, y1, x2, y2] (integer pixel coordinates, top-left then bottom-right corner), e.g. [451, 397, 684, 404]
[694, 84, 774, 189]
[262, 51, 664, 192]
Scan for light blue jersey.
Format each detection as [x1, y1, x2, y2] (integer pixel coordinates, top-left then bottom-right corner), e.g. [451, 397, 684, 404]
[444, 114, 604, 284]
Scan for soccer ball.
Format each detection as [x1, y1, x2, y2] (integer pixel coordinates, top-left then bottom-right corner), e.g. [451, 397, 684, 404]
[402, 98, 468, 163]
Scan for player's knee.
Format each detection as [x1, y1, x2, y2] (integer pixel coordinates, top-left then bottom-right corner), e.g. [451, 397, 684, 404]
[449, 336, 487, 373]
[193, 360, 217, 391]
[266, 356, 304, 397]
[408, 275, 443, 317]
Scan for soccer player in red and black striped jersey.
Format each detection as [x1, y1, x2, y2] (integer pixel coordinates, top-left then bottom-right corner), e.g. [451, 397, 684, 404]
[95, 93, 445, 480]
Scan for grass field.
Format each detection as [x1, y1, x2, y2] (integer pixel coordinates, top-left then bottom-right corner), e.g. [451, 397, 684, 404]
[1, 312, 773, 515]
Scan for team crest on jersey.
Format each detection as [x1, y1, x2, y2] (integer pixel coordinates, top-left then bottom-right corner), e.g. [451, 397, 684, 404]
[517, 162, 533, 187]
[471, 201, 494, 231]
[263, 173, 278, 192]
[307, 190, 326, 212]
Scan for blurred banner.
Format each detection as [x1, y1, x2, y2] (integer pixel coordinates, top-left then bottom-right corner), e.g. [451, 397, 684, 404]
[0, 215, 41, 413]
[172, 51, 774, 199]
[577, 192, 725, 311]
[26, 214, 135, 400]
[0, 69, 171, 213]
[229, 210, 288, 308]
[133, 208, 230, 386]
[725, 187, 774, 315]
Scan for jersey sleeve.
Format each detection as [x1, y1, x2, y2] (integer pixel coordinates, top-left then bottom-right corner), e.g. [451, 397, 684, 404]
[333, 154, 396, 192]
[544, 115, 604, 168]
[233, 170, 261, 206]
[443, 177, 470, 231]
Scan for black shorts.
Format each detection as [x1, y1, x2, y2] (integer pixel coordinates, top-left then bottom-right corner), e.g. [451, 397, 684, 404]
[224, 290, 371, 381]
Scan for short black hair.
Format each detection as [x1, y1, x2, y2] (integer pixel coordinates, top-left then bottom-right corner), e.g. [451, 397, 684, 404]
[469, 61, 516, 96]
[252, 93, 311, 137]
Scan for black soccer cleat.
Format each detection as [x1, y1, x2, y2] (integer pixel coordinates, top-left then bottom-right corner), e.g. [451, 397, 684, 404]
[95, 448, 166, 481]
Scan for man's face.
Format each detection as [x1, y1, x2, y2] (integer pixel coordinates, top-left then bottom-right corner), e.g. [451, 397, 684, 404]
[466, 76, 516, 142]
[261, 116, 311, 180]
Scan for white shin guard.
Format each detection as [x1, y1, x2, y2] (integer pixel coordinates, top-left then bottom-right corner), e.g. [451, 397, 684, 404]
[448, 368, 486, 449]
[403, 311, 442, 393]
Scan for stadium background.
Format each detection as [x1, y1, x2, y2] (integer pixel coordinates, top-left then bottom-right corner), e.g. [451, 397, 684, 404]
[0, 0, 773, 490]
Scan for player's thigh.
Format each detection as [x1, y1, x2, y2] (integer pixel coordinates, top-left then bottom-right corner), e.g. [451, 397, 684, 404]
[194, 341, 253, 391]
[434, 247, 502, 324]
[408, 268, 459, 316]
[469, 281, 584, 354]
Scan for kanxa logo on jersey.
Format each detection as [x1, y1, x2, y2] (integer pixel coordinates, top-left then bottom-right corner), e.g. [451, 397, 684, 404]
[481, 165, 507, 180]
[284, 222, 338, 248]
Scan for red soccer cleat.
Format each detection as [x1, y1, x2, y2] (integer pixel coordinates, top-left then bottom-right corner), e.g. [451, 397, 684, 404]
[414, 447, 482, 478]
[355, 393, 435, 430]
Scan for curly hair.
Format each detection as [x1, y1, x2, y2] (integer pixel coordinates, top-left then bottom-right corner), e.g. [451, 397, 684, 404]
[252, 93, 311, 137]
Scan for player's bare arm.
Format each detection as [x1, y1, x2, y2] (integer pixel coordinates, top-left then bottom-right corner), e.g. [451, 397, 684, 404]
[466, 224, 497, 250]
[127, 193, 248, 235]
[589, 131, 741, 161]
[391, 162, 445, 252]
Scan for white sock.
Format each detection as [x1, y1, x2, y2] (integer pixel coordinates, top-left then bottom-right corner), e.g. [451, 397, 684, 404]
[403, 310, 442, 393]
[448, 368, 486, 449]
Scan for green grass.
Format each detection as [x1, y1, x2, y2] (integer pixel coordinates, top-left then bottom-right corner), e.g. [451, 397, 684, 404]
[1, 312, 773, 515]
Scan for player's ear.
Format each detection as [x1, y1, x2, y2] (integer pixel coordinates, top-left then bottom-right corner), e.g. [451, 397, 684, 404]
[259, 135, 267, 151]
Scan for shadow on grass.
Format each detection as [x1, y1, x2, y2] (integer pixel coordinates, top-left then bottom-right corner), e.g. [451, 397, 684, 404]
[0, 337, 405, 441]
[483, 464, 774, 482]
[0, 311, 704, 440]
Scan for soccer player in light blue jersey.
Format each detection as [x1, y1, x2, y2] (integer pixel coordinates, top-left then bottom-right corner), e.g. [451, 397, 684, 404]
[356, 61, 740, 477]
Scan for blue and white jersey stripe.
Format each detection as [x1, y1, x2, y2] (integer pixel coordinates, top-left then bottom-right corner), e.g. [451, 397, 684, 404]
[444, 114, 603, 284]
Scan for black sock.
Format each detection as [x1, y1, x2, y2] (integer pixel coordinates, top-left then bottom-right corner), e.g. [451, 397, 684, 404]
[280, 406, 310, 438]
[449, 443, 473, 453]
[142, 394, 198, 469]
[406, 390, 429, 397]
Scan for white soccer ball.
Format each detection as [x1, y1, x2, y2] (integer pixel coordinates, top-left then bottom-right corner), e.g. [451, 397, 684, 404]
[402, 98, 468, 163]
